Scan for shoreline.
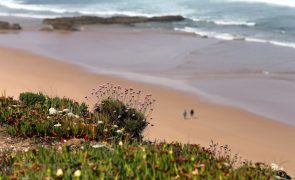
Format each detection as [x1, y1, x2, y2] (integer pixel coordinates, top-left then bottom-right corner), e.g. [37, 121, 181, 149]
[1, 28, 295, 125]
[2, 14, 295, 50]
[1, 47, 295, 174]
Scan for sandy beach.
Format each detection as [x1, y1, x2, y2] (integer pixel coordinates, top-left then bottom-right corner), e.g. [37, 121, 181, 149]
[1, 46, 295, 174]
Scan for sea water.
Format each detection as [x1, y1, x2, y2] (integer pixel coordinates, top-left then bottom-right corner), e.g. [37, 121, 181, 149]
[1, 0, 295, 49]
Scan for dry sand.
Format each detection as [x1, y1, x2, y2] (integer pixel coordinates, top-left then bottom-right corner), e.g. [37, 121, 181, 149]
[1, 47, 295, 174]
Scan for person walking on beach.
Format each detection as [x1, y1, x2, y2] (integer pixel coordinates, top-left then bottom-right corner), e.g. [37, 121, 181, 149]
[183, 110, 187, 119]
[190, 109, 194, 118]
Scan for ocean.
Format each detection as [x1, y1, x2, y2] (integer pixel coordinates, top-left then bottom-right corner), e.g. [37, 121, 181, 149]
[1, 0, 295, 49]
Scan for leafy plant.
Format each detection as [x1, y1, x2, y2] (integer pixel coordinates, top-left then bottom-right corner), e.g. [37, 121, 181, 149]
[19, 92, 46, 106]
[95, 99, 147, 141]
[86, 84, 155, 142]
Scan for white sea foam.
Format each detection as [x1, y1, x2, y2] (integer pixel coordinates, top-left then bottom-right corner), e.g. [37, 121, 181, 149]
[245, 37, 268, 43]
[175, 27, 295, 49]
[174, 27, 244, 41]
[0, 12, 57, 19]
[191, 18, 256, 27]
[225, 0, 295, 8]
[213, 20, 256, 26]
[269, 41, 295, 49]
[246, 38, 295, 49]
[79, 10, 173, 18]
[0, 0, 68, 13]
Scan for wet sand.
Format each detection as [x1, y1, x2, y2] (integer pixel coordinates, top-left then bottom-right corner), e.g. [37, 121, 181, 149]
[1, 47, 295, 174]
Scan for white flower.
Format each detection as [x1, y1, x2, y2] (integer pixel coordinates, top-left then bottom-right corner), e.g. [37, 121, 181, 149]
[97, 121, 104, 124]
[73, 170, 81, 177]
[54, 123, 62, 127]
[223, 162, 230, 167]
[92, 144, 105, 149]
[63, 109, 70, 113]
[271, 163, 279, 171]
[56, 168, 63, 177]
[119, 141, 123, 146]
[116, 129, 122, 134]
[67, 112, 79, 119]
[113, 125, 118, 128]
[47, 116, 51, 119]
[58, 111, 63, 114]
[67, 112, 75, 118]
[49, 108, 57, 115]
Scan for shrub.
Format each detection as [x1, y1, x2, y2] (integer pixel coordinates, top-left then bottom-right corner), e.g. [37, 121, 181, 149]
[87, 84, 155, 141]
[95, 98, 147, 140]
[19, 92, 46, 106]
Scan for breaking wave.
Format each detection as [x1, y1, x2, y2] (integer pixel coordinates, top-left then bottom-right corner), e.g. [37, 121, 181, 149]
[175, 27, 295, 49]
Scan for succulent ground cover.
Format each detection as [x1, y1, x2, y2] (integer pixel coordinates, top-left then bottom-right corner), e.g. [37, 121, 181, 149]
[0, 86, 291, 179]
[0, 142, 275, 179]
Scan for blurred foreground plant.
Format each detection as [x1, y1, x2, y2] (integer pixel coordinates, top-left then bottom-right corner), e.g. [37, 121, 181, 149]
[86, 83, 155, 141]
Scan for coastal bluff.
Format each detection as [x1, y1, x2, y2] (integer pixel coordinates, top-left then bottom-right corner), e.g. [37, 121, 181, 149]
[43, 15, 185, 31]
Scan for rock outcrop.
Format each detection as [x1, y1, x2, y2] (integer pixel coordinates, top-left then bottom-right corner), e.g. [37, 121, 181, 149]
[43, 15, 185, 31]
[0, 21, 22, 30]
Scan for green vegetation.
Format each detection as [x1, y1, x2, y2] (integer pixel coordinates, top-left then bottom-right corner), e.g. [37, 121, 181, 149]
[19, 92, 46, 106]
[0, 85, 291, 179]
[95, 99, 148, 141]
[0, 142, 274, 179]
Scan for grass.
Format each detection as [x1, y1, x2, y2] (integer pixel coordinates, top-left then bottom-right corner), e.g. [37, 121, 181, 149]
[0, 86, 290, 179]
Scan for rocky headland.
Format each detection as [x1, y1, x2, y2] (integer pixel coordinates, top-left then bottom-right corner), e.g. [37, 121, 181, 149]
[0, 21, 22, 31]
[42, 15, 185, 31]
